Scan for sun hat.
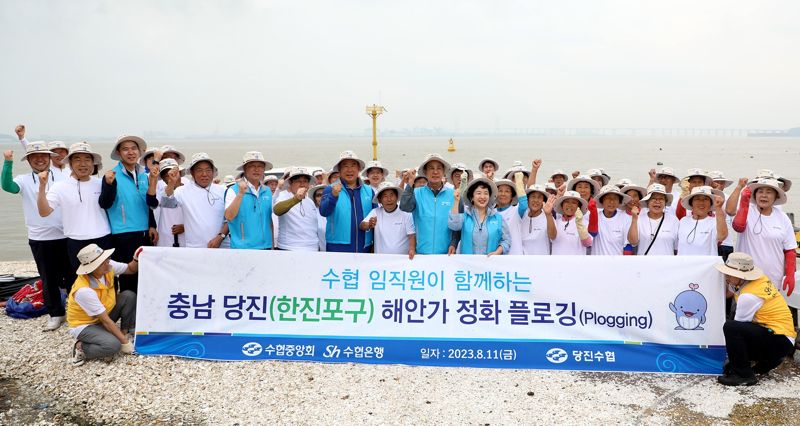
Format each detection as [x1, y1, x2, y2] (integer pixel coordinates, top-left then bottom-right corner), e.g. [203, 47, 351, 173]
[555, 190, 588, 215]
[525, 184, 550, 201]
[544, 182, 558, 193]
[620, 183, 647, 200]
[463, 177, 497, 208]
[747, 178, 787, 206]
[656, 166, 679, 181]
[587, 168, 610, 185]
[749, 169, 791, 192]
[110, 135, 147, 161]
[715, 252, 764, 281]
[567, 175, 600, 195]
[19, 141, 56, 162]
[138, 146, 160, 167]
[681, 186, 724, 210]
[640, 183, 674, 208]
[502, 161, 531, 180]
[307, 184, 327, 202]
[287, 167, 313, 181]
[615, 178, 633, 189]
[332, 150, 366, 172]
[550, 169, 569, 181]
[75, 244, 116, 275]
[417, 153, 451, 179]
[187, 152, 218, 177]
[477, 158, 499, 172]
[362, 160, 389, 178]
[685, 168, 713, 186]
[373, 181, 402, 204]
[47, 141, 68, 152]
[594, 185, 631, 206]
[709, 170, 733, 189]
[67, 142, 102, 165]
[264, 175, 278, 184]
[493, 178, 519, 206]
[448, 162, 473, 183]
[158, 158, 185, 178]
[236, 151, 273, 172]
[312, 168, 325, 178]
[160, 145, 186, 165]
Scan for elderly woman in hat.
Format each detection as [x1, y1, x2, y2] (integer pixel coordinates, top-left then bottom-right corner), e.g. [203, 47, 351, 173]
[674, 168, 713, 221]
[620, 181, 647, 216]
[400, 154, 455, 255]
[444, 163, 472, 192]
[448, 178, 509, 256]
[67, 244, 141, 366]
[715, 252, 796, 385]
[628, 184, 679, 256]
[47, 140, 71, 179]
[162, 152, 229, 248]
[493, 175, 527, 255]
[566, 175, 600, 241]
[726, 178, 797, 297]
[547, 189, 593, 255]
[362, 182, 416, 258]
[223, 151, 275, 250]
[518, 184, 551, 255]
[37, 142, 113, 270]
[591, 185, 632, 256]
[477, 158, 499, 180]
[676, 186, 727, 256]
[362, 160, 389, 193]
[155, 159, 186, 247]
[273, 167, 321, 251]
[320, 151, 375, 253]
[3, 142, 73, 330]
[308, 184, 327, 251]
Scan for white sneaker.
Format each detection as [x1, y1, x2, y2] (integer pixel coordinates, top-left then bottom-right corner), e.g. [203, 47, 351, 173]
[72, 341, 85, 367]
[44, 316, 65, 331]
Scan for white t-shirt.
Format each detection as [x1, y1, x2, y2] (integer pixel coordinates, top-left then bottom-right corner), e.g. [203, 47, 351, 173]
[592, 210, 632, 256]
[46, 176, 110, 240]
[166, 182, 226, 248]
[363, 206, 415, 255]
[316, 211, 327, 252]
[519, 210, 550, 255]
[677, 216, 719, 256]
[13, 169, 66, 240]
[735, 207, 797, 285]
[635, 213, 679, 256]
[68, 260, 128, 339]
[50, 165, 71, 180]
[155, 180, 186, 247]
[497, 206, 523, 255]
[275, 191, 320, 251]
[551, 215, 587, 255]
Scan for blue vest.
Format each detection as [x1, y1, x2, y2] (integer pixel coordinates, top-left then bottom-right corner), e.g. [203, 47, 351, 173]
[107, 162, 150, 234]
[226, 184, 273, 249]
[326, 185, 374, 248]
[461, 212, 502, 254]
[412, 186, 454, 254]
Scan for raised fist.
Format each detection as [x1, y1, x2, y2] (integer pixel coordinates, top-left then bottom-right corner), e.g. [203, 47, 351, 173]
[104, 170, 116, 185]
[332, 182, 342, 196]
[3, 150, 12, 161]
[295, 186, 308, 200]
[14, 125, 25, 140]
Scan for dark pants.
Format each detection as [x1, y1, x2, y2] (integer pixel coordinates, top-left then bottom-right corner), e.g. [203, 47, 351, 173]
[28, 238, 73, 317]
[723, 320, 794, 377]
[66, 235, 113, 273]
[111, 231, 150, 293]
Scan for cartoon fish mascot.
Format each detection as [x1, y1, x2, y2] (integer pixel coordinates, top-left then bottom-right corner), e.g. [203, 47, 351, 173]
[669, 283, 708, 330]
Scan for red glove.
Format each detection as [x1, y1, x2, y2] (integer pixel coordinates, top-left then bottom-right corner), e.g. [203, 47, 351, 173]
[588, 198, 598, 237]
[732, 187, 751, 233]
[133, 246, 144, 262]
[784, 250, 796, 296]
[675, 202, 686, 220]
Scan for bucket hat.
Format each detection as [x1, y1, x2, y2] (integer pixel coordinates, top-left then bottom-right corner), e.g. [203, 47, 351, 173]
[19, 141, 56, 162]
[525, 184, 550, 201]
[287, 167, 313, 181]
[187, 152, 218, 177]
[587, 168, 610, 186]
[158, 158, 185, 178]
[362, 160, 389, 178]
[555, 190, 588, 215]
[417, 153, 451, 179]
[550, 169, 569, 181]
[493, 178, 519, 206]
[747, 178, 787, 206]
[681, 186, 724, 210]
[448, 163, 474, 183]
[477, 158, 499, 173]
[715, 252, 763, 281]
[67, 142, 103, 166]
[373, 181, 402, 204]
[307, 184, 327, 200]
[236, 151, 273, 172]
[594, 184, 631, 206]
[160, 145, 186, 165]
[709, 170, 733, 189]
[656, 166, 680, 181]
[111, 135, 147, 161]
[567, 175, 600, 195]
[332, 150, 366, 172]
[463, 177, 497, 208]
[138, 147, 160, 167]
[76, 244, 116, 275]
[640, 183, 674, 208]
[620, 183, 647, 200]
[685, 168, 713, 186]
[502, 161, 531, 180]
[47, 141, 68, 152]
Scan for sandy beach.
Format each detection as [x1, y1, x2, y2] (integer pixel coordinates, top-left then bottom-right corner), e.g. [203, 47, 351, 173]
[2, 260, 800, 425]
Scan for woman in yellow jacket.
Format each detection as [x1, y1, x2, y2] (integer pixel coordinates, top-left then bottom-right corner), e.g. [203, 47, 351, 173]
[715, 252, 797, 386]
[67, 244, 140, 366]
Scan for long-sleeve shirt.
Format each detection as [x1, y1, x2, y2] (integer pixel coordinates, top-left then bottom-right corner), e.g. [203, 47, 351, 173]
[448, 208, 511, 255]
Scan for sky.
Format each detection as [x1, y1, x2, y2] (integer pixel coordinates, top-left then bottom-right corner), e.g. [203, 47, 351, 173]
[1, 0, 799, 137]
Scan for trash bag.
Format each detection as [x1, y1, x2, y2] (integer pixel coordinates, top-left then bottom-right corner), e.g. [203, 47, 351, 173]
[5, 279, 47, 319]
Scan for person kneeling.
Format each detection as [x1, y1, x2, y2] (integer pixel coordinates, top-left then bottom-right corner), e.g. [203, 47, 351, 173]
[715, 252, 796, 386]
[67, 244, 140, 367]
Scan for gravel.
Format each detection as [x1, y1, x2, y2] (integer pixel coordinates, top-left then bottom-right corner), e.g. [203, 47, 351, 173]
[2, 260, 800, 425]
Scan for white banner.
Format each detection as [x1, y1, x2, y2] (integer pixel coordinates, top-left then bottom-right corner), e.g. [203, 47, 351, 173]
[135, 248, 726, 373]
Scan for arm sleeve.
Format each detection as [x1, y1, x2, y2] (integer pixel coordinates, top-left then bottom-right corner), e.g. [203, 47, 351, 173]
[273, 196, 301, 216]
[18, 138, 29, 150]
[98, 178, 117, 209]
[399, 185, 416, 212]
[675, 202, 687, 220]
[733, 293, 764, 322]
[517, 195, 528, 218]
[148, 208, 157, 229]
[448, 212, 464, 231]
[146, 193, 159, 209]
[319, 186, 336, 217]
[1, 160, 20, 194]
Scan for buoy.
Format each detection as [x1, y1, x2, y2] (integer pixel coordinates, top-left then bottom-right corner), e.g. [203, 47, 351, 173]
[447, 138, 456, 152]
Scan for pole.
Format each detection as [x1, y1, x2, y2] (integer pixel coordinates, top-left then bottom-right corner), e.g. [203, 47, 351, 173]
[371, 112, 378, 160]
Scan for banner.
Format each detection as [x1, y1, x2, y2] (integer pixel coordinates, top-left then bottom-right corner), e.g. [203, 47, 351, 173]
[135, 248, 726, 374]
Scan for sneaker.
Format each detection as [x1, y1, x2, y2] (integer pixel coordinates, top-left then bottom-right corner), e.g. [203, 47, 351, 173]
[44, 315, 65, 331]
[72, 341, 85, 367]
[717, 373, 757, 386]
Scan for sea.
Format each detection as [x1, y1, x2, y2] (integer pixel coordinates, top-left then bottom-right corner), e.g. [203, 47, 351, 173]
[1, 136, 798, 260]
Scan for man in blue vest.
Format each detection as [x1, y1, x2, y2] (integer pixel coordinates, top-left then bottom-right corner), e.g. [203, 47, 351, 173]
[400, 153, 456, 254]
[319, 150, 375, 253]
[224, 151, 274, 249]
[98, 135, 158, 293]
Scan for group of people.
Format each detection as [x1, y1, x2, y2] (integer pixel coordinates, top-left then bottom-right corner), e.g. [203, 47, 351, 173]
[2, 124, 796, 383]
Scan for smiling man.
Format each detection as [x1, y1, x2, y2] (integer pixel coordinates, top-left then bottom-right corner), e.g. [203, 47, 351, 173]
[400, 153, 455, 255]
[319, 150, 375, 253]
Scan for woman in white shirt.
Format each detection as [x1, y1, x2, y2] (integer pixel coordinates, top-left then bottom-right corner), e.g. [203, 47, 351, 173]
[628, 184, 679, 255]
[591, 185, 631, 256]
[493, 178, 524, 255]
[677, 186, 727, 256]
[274, 168, 320, 251]
[519, 184, 551, 255]
[308, 184, 327, 251]
[548, 190, 592, 255]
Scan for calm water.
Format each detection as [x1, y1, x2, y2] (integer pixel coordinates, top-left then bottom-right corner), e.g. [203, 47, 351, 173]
[1, 136, 798, 260]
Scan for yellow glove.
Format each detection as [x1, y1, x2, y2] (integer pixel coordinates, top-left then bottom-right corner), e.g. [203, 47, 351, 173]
[514, 172, 525, 196]
[574, 208, 590, 240]
[459, 173, 468, 201]
[120, 341, 135, 354]
[679, 177, 691, 199]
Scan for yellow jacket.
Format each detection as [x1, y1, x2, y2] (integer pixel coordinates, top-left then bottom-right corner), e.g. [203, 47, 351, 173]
[66, 271, 117, 328]
[735, 275, 797, 339]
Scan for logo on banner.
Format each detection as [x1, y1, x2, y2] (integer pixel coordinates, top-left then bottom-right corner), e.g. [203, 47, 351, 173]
[545, 348, 568, 364]
[669, 283, 708, 331]
[242, 342, 263, 356]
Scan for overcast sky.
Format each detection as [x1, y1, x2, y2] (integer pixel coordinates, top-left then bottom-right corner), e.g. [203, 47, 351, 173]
[2, 0, 798, 137]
